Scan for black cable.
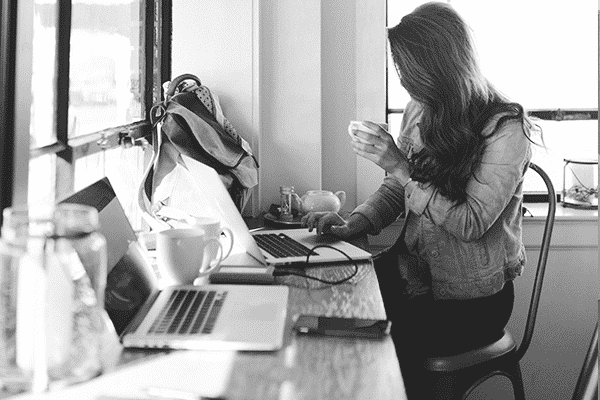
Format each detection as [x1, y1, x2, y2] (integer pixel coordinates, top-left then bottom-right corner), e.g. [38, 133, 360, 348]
[273, 244, 360, 286]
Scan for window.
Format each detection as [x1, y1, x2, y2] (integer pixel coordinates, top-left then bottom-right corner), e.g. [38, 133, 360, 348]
[386, 1, 598, 197]
[8, 0, 172, 230]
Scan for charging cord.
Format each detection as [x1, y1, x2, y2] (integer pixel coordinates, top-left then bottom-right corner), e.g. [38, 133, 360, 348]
[272, 245, 359, 285]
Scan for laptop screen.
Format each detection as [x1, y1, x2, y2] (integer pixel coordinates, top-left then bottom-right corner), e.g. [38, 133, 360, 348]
[60, 178, 158, 335]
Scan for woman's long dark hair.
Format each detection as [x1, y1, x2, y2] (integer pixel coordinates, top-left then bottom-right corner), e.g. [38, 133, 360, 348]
[387, 2, 540, 205]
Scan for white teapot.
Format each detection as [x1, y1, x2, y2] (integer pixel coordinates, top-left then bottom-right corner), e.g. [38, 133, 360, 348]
[294, 190, 346, 214]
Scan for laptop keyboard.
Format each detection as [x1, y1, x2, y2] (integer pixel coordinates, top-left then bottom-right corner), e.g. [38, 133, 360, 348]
[148, 289, 227, 335]
[253, 233, 319, 258]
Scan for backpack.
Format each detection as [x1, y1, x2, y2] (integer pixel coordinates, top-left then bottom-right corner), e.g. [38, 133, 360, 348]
[138, 74, 258, 227]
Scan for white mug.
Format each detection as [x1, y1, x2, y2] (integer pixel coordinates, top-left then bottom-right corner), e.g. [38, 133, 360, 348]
[186, 216, 234, 260]
[156, 228, 224, 286]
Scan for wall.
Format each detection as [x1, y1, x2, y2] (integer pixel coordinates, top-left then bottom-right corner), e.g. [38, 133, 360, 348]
[257, 0, 385, 213]
[355, 0, 387, 207]
[258, 0, 323, 212]
[321, 0, 356, 207]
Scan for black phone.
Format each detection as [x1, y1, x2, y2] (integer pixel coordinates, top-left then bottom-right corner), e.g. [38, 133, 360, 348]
[293, 315, 391, 339]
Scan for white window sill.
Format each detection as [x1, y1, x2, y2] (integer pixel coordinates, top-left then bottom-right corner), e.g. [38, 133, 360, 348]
[523, 202, 598, 222]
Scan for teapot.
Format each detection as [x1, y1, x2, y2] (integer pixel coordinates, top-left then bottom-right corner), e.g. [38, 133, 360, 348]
[294, 190, 346, 214]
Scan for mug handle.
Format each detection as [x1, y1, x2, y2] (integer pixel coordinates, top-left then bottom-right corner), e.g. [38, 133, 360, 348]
[197, 238, 224, 277]
[219, 227, 234, 259]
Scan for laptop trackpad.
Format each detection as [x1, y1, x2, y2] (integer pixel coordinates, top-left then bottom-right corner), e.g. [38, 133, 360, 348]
[300, 233, 342, 246]
[234, 302, 280, 322]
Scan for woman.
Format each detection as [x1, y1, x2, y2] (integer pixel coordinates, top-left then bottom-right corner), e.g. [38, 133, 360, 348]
[301, 1, 541, 394]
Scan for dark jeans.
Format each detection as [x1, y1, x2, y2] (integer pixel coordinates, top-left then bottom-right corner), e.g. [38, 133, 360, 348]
[394, 281, 514, 399]
[393, 280, 515, 357]
[374, 252, 515, 398]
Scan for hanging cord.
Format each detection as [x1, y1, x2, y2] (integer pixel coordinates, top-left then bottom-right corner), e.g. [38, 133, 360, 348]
[272, 245, 360, 286]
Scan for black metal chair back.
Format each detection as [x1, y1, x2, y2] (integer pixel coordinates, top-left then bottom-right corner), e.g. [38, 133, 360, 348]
[515, 162, 556, 360]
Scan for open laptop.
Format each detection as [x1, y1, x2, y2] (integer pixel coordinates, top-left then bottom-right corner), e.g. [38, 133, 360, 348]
[60, 178, 289, 351]
[157, 154, 372, 269]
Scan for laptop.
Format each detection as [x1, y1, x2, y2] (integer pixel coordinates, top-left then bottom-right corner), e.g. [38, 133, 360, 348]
[158, 154, 372, 269]
[60, 178, 289, 351]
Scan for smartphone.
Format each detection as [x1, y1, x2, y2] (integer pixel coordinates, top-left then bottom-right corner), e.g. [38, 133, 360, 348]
[293, 315, 391, 339]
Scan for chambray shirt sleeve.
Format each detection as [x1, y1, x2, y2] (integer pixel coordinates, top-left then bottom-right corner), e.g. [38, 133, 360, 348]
[352, 175, 406, 235]
[350, 101, 423, 234]
[404, 117, 531, 242]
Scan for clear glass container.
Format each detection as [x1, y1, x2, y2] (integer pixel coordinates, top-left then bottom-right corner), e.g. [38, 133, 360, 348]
[0, 204, 107, 394]
[562, 158, 598, 209]
[279, 186, 296, 221]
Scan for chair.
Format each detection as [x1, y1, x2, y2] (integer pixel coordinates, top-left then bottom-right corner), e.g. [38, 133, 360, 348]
[571, 315, 598, 400]
[422, 162, 556, 399]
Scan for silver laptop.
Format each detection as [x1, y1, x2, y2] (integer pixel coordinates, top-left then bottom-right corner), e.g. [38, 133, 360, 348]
[170, 154, 372, 269]
[61, 178, 289, 351]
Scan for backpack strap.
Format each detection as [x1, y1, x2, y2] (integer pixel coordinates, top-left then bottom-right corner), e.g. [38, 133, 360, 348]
[164, 74, 202, 103]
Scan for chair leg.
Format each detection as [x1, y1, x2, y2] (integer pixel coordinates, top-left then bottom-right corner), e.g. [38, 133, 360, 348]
[426, 369, 490, 400]
[504, 363, 526, 400]
[460, 363, 525, 400]
[427, 362, 526, 400]
[402, 370, 455, 399]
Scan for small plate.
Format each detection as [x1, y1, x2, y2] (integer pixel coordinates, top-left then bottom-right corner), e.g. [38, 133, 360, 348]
[264, 212, 304, 228]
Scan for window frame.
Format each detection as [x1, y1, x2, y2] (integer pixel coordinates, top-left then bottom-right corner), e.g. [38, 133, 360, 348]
[0, 0, 18, 224]
[387, 109, 599, 122]
[28, 0, 172, 200]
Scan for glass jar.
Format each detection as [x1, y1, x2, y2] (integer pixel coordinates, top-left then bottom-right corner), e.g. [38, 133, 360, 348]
[0, 204, 107, 394]
[279, 186, 296, 221]
[562, 158, 598, 209]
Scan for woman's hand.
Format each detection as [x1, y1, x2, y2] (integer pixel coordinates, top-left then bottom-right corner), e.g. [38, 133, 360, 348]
[351, 121, 410, 181]
[300, 212, 371, 239]
[301, 212, 350, 238]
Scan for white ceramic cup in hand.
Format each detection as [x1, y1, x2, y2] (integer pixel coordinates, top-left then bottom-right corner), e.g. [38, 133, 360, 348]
[156, 228, 224, 286]
[187, 216, 234, 260]
[348, 121, 388, 143]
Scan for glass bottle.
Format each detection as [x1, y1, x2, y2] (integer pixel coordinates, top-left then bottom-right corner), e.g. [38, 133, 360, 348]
[0, 204, 107, 394]
[279, 186, 296, 221]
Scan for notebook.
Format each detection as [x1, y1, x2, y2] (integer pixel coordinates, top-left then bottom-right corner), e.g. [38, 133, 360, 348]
[169, 154, 373, 269]
[60, 178, 289, 351]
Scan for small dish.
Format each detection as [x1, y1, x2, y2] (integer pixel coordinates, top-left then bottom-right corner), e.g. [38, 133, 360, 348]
[264, 212, 304, 228]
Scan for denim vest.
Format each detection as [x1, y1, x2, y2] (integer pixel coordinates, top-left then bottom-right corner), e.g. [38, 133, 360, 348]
[354, 101, 532, 300]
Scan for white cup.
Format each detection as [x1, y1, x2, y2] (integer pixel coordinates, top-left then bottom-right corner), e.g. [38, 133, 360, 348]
[348, 121, 388, 143]
[186, 216, 234, 260]
[156, 228, 224, 286]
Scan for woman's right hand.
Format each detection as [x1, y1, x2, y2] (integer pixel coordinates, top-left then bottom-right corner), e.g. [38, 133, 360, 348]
[301, 212, 370, 239]
[301, 212, 350, 238]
